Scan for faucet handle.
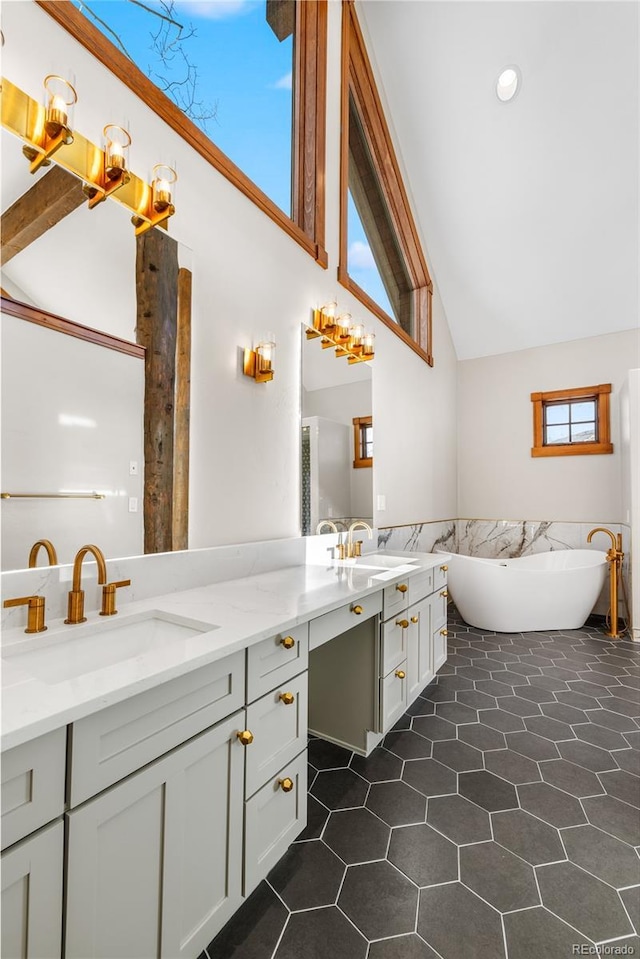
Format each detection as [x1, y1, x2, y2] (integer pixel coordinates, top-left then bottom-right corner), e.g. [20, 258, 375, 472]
[100, 580, 131, 617]
[353, 540, 363, 557]
[3, 595, 47, 633]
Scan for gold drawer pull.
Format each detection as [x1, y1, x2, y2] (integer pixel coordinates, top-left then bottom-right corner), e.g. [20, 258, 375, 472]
[396, 583, 408, 593]
[352, 605, 364, 615]
[278, 777, 294, 793]
[279, 691, 295, 705]
[440, 628, 448, 637]
[440, 564, 448, 572]
[395, 669, 406, 680]
[237, 730, 254, 746]
[411, 615, 419, 624]
[440, 590, 449, 598]
[396, 619, 409, 629]
[280, 635, 296, 649]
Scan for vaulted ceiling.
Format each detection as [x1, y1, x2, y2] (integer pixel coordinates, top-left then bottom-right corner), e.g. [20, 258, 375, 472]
[357, 1, 639, 360]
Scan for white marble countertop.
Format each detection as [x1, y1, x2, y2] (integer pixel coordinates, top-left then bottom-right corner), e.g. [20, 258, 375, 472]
[1, 551, 449, 751]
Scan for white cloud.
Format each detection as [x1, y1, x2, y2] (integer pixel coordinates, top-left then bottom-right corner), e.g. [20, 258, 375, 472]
[348, 240, 376, 270]
[272, 71, 292, 91]
[176, 1, 254, 20]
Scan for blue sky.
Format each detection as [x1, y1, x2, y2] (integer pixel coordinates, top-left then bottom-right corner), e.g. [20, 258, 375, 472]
[75, 0, 394, 317]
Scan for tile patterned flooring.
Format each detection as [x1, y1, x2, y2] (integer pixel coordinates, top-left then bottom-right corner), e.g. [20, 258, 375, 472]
[204, 608, 640, 959]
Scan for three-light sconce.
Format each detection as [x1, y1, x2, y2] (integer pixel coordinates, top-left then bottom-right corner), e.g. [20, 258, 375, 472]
[1, 73, 177, 235]
[243, 336, 276, 383]
[306, 301, 375, 363]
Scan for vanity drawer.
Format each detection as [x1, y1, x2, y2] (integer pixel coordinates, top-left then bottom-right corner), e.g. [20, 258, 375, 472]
[1, 727, 67, 850]
[380, 661, 407, 733]
[309, 593, 382, 651]
[381, 616, 409, 677]
[247, 624, 309, 703]
[433, 562, 449, 592]
[69, 651, 245, 806]
[382, 580, 410, 621]
[407, 570, 433, 605]
[244, 749, 307, 897]
[245, 673, 308, 799]
[431, 589, 448, 630]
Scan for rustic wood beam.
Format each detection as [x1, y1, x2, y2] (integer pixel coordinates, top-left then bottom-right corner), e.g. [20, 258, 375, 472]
[135, 229, 179, 554]
[1, 166, 86, 266]
[172, 267, 192, 551]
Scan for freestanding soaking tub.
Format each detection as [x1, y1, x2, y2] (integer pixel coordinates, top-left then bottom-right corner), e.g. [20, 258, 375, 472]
[444, 549, 608, 632]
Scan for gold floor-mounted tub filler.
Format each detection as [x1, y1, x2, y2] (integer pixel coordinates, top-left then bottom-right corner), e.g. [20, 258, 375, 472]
[586, 527, 631, 639]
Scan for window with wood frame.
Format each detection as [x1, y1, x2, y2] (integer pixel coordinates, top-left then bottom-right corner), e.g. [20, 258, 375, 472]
[339, 1, 433, 365]
[353, 415, 372, 468]
[38, 0, 328, 266]
[531, 384, 613, 457]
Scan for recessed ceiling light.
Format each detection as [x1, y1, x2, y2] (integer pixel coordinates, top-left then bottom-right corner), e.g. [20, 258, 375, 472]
[496, 66, 520, 102]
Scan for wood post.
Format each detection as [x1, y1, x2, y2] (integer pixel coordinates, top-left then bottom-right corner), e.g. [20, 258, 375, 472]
[173, 268, 192, 551]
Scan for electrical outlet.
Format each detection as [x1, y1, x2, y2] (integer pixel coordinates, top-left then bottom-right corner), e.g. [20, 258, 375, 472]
[128, 497, 138, 513]
[129, 460, 138, 476]
[377, 494, 386, 510]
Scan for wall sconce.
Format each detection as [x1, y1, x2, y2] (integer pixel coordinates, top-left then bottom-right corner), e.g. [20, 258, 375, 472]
[243, 336, 276, 383]
[306, 305, 375, 363]
[104, 124, 131, 180]
[44, 74, 76, 140]
[152, 163, 177, 214]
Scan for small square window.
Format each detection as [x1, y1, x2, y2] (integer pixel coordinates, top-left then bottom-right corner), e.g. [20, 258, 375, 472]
[353, 416, 373, 469]
[531, 384, 613, 457]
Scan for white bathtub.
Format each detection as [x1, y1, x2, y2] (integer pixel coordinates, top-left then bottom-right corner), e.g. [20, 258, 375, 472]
[445, 549, 608, 632]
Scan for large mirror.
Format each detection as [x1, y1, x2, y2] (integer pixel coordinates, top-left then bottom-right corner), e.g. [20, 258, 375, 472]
[301, 327, 373, 534]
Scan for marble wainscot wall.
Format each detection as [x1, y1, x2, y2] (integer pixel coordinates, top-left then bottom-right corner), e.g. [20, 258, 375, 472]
[377, 521, 457, 554]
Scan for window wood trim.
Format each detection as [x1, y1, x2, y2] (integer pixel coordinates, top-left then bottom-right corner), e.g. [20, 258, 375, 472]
[36, 0, 328, 267]
[531, 383, 613, 457]
[339, 1, 433, 366]
[353, 415, 372, 469]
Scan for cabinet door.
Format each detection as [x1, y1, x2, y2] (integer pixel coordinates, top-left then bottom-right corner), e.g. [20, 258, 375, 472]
[1, 819, 63, 959]
[245, 672, 308, 799]
[433, 623, 448, 673]
[66, 712, 244, 959]
[406, 597, 432, 704]
[380, 662, 407, 733]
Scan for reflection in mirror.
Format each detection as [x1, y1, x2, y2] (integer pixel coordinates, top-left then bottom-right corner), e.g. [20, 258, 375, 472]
[301, 326, 373, 535]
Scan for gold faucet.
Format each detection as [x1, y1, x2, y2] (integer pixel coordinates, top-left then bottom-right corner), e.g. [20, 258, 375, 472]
[587, 527, 624, 639]
[347, 521, 373, 559]
[316, 520, 338, 534]
[28, 539, 58, 568]
[65, 544, 107, 625]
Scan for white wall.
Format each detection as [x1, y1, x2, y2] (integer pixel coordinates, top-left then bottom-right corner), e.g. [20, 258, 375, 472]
[0, 2, 458, 555]
[458, 329, 640, 521]
[620, 369, 640, 635]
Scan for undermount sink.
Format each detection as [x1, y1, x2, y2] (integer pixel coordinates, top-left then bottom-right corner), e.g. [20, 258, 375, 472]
[355, 553, 420, 569]
[3, 610, 219, 685]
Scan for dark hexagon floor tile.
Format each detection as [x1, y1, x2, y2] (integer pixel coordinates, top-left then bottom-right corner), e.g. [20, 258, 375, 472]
[458, 723, 506, 751]
[432, 738, 484, 772]
[537, 861, 634, 942]
[471, 657, 507, 673]
[510, 685, 557, 704]
[518, 782, 587, 828]
[457, 665, 495, 681]
[620, 887, 640, 934]
[434, 701, 478, 725]
[475, 679, 515, 698]
[573, 723, 629, 751]
[497, 695, 542, 717]
[458, 770, 519, 811]
[505, 730, 560, 761]
[582, 795, 640, 845]
[521, 652, 557, 666]
[492, 808, 565, 865]
[322, 807, 390, 865]
[412, 715, 457, 742]
[430, 675, 474, 693]
[350, 748, 403, 784]
[503, 906, 590, 959]
[388, 822, 458, 887]
[310, 768, 368, 810]
[477, 708, 525, 733]
[366, 780, 426, 827]
[456, 689, 498, 710]
[599, 769, 640, 808]
[405, 696, 437, 716]
[523, 715, 575, 742]
[614, 685, 640, 704]
[490, 651, 521, 664]
[338, 860, 419, 941]
[206, 881, 287, 959]
[460, 840, 539, 912]
[556, 690, 604, 710]
[540, 665, 580, 682]
[368, 935, 440, 959]
[625, 731, 640, 749]
[557, 738, 619, 772]
[526, 675, 568, 692]
[541, 702, 588, 725]
[275, 906, 367, 959]
[384, 729, 433, 760]
[267, 841, 345, 911]
[585, 708, 639, 732]
[605, 696, 640, 718]
[539, 759, 605, 798]
[308, 738, 352, 770]
[568, 680, 613, 699]
[485, 748, 541, 784]
[418, 883, 505, 959]
[427, 794, 492, 844]
[613, 748, 640, 776]
[509, 662, 543, 677]
[561, 824, 640, 889]
[402, 758, 457, 798]
[296, 795, 330, 842]
[498, 670, 533, 686]
[446, 654, 474, 670]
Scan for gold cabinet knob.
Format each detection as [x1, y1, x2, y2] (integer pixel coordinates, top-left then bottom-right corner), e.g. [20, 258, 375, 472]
[440, 590, 449, 598]
[237, 730, 254, 746]
[396, 583, 408, 593]
[352, 605, 364, 615]
[396, 619, 409, 629]
[411, 615, 419, 624]
[279, 691, 295, 705]
[395, 669, 406, 679]
[280, 635, 296, 649]
[440, 628, 448, 636]
[440, 564, 448, 572]
[278, 777, 294, 793]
